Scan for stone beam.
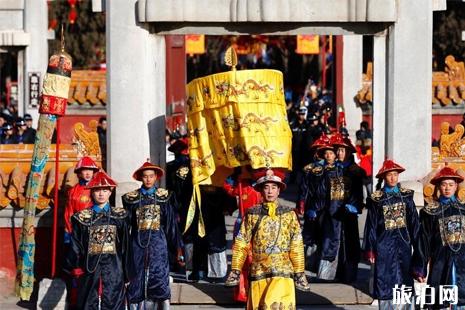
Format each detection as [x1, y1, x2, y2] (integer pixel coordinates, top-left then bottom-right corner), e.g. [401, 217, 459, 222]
[138, 0, 396, 23]
[0, 31, 30, 46]
[150, 22, 391, 36]
[0, 0, 24, 10]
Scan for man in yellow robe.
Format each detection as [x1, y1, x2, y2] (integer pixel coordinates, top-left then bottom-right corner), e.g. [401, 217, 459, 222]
[225, 168, 310, 309]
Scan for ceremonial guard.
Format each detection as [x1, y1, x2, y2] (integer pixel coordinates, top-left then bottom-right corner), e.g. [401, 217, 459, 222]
[193, 185, 231, 281]
[297, 134, 330, 215]
[363, 160, 420, 309]
[301, 135, 345, 280]
[333, 134, 365, 283]
[297, 135, 329, 274]
[413, 166, 465, 308]
[224, 166, 262, 302]
[312, 135, 345, 280]
[64, 171, 131, 310]
[165, 138, 194, 275]
[63, 156, 99, 308]
[226, 168, 310, 309]
[64, 156, 99, 244]
[123, 161, 183, 309]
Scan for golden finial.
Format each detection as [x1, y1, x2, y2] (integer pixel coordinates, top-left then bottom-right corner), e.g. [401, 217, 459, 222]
[60, 24, 65, 52]
[265, 157, 271, 169]
[224, 46, 238, 71]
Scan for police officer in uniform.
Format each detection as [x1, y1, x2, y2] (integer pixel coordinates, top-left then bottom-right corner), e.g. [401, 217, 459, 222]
[290, 106, 312, 184]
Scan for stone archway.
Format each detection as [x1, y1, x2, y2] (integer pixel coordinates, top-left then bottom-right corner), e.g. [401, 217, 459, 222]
[106, 0, 432, 192]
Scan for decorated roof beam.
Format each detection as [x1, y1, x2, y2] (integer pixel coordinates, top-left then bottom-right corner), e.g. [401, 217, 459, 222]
[356, 56, 465, 107]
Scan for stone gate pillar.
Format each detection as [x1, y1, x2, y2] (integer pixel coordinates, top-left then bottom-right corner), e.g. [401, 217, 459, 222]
[385, 0, 432, 181]
[106, 0, 167, 198]
[24, 0, 48, 126]
[342, 35, 363, 140]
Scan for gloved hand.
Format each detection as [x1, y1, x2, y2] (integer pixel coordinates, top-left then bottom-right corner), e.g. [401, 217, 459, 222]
[225, 269, 241, 287]
[64, 232, 71, 244]
[345, 204, 358, 214]
[305, 209, 317, 220]
[225, 176, 235, 186]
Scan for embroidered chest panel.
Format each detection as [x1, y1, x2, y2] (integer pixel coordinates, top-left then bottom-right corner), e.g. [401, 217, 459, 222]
[88, 225, 116, 255]
[330, 177, 345, 201]
[136, 204, 161, 231]
[438, 215, 465, 246]
[382, 202, 407, 230]
[252, 213, 294, 255]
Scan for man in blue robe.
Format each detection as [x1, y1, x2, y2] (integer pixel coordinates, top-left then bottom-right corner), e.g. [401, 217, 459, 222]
[123, 161, 183, 309]
[414, 166, 465, 309]
[363, 159, 420, 310]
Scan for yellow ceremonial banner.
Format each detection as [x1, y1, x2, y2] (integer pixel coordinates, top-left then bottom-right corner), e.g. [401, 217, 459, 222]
[185, 69, 293, 235]
[186, 69, 293, 185]
[185, 35, 205, 55]
[296, 35, 320, 55]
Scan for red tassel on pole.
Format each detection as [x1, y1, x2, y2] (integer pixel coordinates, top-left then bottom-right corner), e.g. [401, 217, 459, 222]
[238, 181, 244, 220]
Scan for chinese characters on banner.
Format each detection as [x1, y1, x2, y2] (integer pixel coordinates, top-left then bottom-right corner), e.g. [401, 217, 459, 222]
[28, 72, 40, 108]
[393, 284, 458, 307]
[296, 35, 320, 54]
[185, 35, 205, 55]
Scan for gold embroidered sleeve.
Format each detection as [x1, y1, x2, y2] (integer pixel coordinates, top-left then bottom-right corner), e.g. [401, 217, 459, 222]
[231, 213, 253, 271]
[288, 212, 305, 273]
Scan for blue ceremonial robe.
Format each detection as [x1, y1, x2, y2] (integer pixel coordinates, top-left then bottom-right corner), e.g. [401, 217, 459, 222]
[413, 196, 465, 307]
[363, 185, 420, 300]
[123, 186, 181, 303]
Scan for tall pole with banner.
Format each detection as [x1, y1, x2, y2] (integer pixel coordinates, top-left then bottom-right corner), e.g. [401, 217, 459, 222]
[15, 28, 72, 301]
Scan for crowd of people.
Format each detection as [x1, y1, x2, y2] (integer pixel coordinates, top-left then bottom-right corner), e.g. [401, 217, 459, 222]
[0, 113, 36, 144]
[59, 124, 465, 309]
[56, 82, 462, 309]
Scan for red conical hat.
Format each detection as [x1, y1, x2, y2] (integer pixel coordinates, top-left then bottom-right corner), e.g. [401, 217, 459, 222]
[74, 156, 99, 173]
[430, 166, 464, 185]
[375, 159, 405, 179]
[86, 171, 117, 189]
[168, 138, 189, 155]
[252, 168, 287, 190]
[330, 133, 356, 153]
[311, 133, 330, 150]
[132, 160, 165, 181]
[329, 133, 344, 145]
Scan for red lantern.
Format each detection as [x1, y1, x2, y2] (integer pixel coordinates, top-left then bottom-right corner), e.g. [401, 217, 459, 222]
[68, 7, 77, 24]
[49, 18, 58, 30]
[68, 0, 78, 24]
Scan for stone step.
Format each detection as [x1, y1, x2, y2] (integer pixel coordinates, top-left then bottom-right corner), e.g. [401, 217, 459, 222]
[170, 282, 373, 305]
